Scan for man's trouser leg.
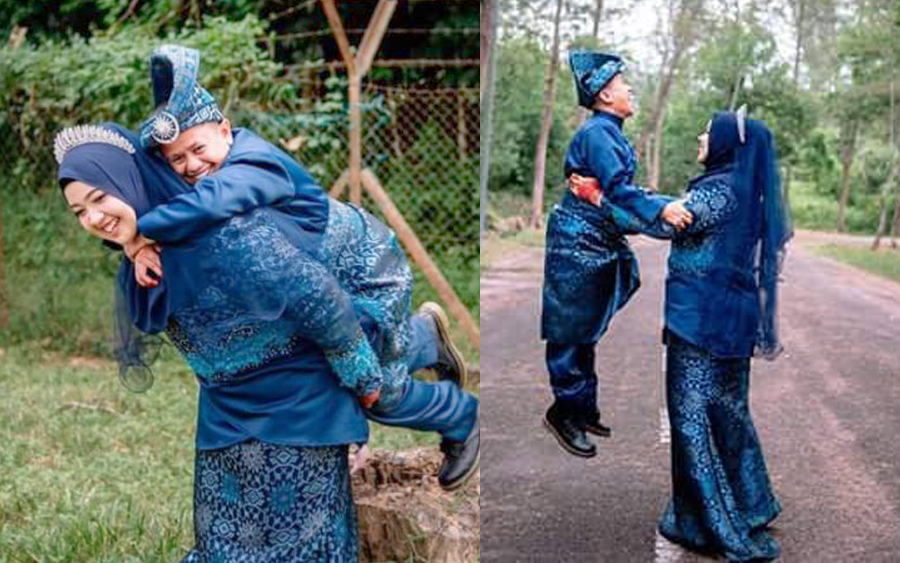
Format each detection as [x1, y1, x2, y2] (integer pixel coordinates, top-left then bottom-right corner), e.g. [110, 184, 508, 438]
[363, 312, 477, 442]
[546, 342, 599, 423]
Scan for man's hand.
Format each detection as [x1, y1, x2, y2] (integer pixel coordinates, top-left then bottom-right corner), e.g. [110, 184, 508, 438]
[661, 200, 693, 231]
[359, 388, 381, 409]
[133, 245, 163, 288]
[568, 173, 603, 205]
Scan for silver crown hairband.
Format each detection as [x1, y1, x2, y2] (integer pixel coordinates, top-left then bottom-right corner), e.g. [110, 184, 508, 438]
[736, 104, 747, 144]
[54, 125, 136, 164]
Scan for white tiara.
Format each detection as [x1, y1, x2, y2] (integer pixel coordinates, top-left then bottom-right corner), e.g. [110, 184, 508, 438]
[54, 125, 136, 164]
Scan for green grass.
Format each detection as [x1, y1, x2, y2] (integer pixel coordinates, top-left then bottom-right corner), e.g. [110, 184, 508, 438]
[813, 243, 900, 284]
[0, 343, 454, 562]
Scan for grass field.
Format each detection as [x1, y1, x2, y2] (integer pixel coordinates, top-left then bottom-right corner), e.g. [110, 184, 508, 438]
[812, 243, 900, 285]
[0, 339, 460, 562]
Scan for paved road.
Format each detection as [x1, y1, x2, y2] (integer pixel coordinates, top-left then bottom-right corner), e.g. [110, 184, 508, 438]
[481, 232, 900, 562]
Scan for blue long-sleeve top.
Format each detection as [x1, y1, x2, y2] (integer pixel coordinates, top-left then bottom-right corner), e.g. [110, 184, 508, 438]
[563, 111, 669, 225]
[138, 128, 328, 247]
[595, 167, 759, 357]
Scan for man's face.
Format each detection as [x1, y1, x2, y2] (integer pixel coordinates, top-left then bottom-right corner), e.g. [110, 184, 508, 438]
[64, 181, 138, 245]
[597, 74, 634, 119]
[160, 119, 233, 184]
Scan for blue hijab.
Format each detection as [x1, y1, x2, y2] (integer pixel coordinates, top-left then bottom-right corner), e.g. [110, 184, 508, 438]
[58, 123, 193, 390]
[688, 111, 791, 359]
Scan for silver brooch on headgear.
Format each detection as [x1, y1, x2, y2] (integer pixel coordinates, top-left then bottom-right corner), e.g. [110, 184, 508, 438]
[54, 125, 136, 165]
[150, 110, 180, 145]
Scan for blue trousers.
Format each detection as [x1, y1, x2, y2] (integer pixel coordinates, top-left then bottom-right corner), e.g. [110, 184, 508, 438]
[366, 314, 478, 443]
[546, 342, 600, 422]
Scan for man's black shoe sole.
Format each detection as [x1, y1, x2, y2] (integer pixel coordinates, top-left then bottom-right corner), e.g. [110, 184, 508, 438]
[419, 302, 467, 388]
[543, 416, 596, 458]
[439, 448, 480, 491]
[585, 425, 612, 438]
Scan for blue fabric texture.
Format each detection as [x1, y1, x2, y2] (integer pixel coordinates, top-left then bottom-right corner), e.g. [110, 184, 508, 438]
[140, 44, 224, 148]
[545, 342, 600, 421]
[137, 128, 329, 247]
[665, 113, 789, 359]
[660, 331, 781, 562]
[564, 112, 670, 223]
[368, 378, 478, 443]
[542, 111, 670, 344]
[568, 51, 625, 109]
[180, 441, 357, 563]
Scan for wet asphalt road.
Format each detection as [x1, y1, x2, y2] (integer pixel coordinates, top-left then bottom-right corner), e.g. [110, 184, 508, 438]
[480, 233, 900, 562]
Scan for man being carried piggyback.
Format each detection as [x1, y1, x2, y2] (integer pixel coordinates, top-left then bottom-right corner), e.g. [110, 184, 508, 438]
[123, 44, 480, 491]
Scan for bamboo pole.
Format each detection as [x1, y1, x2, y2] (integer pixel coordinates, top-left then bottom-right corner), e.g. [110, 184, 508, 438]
[361, 169, 480, 350]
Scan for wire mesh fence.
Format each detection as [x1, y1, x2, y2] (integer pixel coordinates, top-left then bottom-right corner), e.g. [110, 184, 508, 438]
[0, 36, 480, 357]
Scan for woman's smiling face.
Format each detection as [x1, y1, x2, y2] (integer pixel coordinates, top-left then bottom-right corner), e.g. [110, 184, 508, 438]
[63, 181, 138, 245]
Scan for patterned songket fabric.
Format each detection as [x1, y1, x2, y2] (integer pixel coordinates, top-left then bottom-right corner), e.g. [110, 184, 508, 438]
[660, 332, 781, 562]
[180, 442, 357, 563]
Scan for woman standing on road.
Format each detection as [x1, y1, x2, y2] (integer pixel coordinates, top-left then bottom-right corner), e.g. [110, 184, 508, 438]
[572, 109, 790, 561]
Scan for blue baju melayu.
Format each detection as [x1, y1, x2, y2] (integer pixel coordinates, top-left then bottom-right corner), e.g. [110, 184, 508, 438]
[541, 108, 671, 422]
[132, 126, 477, 442]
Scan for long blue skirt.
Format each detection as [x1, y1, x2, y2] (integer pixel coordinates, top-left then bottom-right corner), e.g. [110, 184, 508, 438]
[181, 441, 357, 563]
[660, 332, 781, 562]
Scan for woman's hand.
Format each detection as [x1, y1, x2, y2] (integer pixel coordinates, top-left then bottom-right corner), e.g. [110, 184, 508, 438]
[359, 388, 381, 409]
[569, 173, 603, 205]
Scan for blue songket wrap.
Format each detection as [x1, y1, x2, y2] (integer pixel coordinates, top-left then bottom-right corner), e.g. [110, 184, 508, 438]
[541, 110, 671, 345]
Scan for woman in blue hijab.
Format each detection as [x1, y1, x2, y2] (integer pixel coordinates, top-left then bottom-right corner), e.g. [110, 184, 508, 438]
[58, 125, 369, 562]
[571, 110, 790, 561]
[56, 123, 478, 561]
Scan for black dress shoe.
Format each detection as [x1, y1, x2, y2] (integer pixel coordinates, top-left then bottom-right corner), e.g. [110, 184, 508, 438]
[438, 411, 480, 490]
[584, 415, 612, 438]
[544, 404, 596, 458]
[419, 302, 468, 388]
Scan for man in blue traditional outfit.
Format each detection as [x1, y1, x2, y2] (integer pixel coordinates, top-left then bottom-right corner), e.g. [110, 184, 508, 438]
[121, 44, 479, 490]
[540, 51, 693, 457]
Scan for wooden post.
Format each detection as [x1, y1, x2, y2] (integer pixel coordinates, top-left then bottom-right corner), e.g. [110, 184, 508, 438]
[321, 0, 478, 348]
[361, 169, 480, 350]
[329, 170, 349, 198]
[349, 73, 362, 204]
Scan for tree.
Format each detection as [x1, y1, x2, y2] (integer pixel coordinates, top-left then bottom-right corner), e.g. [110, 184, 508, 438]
[635, 0, 706, 188]
[529, 0, 566, 229]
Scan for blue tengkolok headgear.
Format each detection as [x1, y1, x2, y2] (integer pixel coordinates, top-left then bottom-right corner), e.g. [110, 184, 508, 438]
[569, 51, 626, 109]
[139, 44, 224, 148]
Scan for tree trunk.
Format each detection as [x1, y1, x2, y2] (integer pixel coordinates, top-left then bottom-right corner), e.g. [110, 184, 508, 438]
[792, 0, 806, 85]
[590, 0, 604, 36]
[889, 169, 900, 247]
[783, 164, 792, 215]
[573, 0, 605, 127]
[836, 119, 858, 232]
[871, 175, 894, 250]
[529, 0, 565, 230]
[649, 104, 667, 190]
